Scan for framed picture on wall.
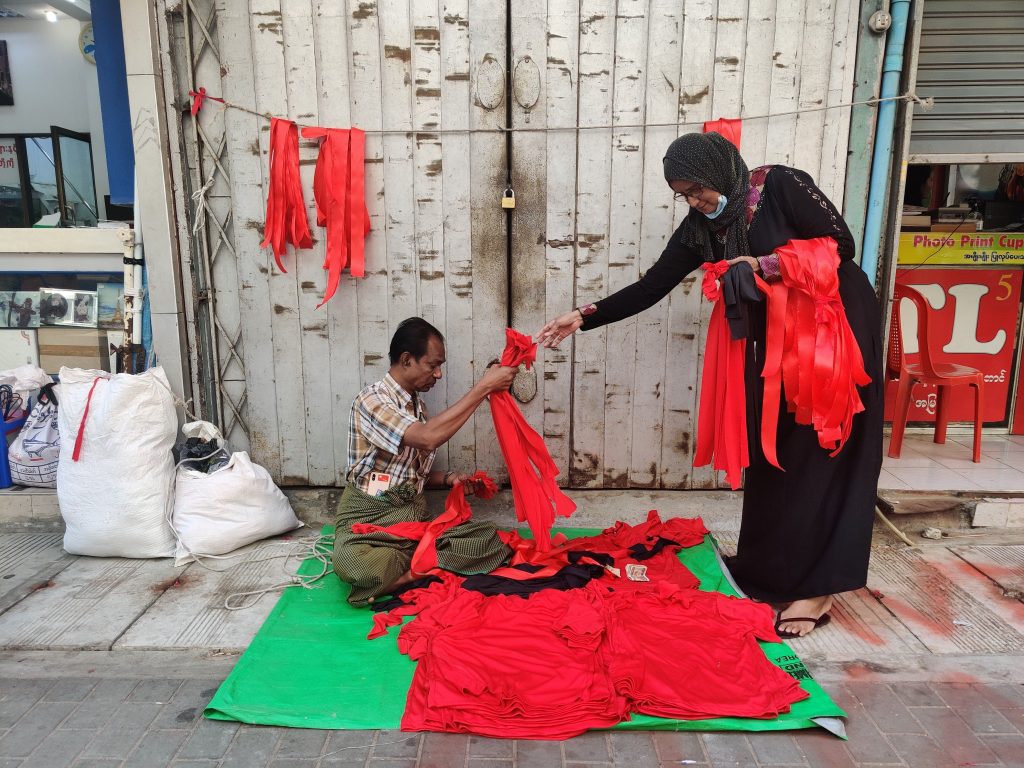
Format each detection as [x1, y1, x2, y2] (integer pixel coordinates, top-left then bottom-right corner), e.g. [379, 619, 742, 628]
[0, 291, 41, 328]
[0, 41, 12, 106]
[40, 288, 97, 328]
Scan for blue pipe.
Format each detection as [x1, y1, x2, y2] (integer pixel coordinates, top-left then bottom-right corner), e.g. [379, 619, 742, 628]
[860, 0, 912, 283]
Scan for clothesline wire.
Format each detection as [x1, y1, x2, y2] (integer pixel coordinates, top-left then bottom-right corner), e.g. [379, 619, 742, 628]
[191, 90, 929, 135]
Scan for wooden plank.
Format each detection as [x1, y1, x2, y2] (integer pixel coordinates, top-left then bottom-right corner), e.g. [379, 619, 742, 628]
[282, 0, 335, 486]
[250, 0, 310, 485]
[764, 0, 805, 166]
[540, 0, 579, 480]
[818, 0, 859, 205]
[509, 0, 548, 441]
[313, 0, 359, 484]
[439, 0, 476, 474]
[411, 0, 450, 471]
[662, 0, 716, 489]
[792, 0, 834, 183]
[601, 0, 648, 488]
[628, 0, 681, 488]
[569, 0, 615, 489]
[711, 0, 747, 123]
[468, 0, 509, 481]
[215, 1, 282, 476]
[347, 0, 389, 405]
[739, 0, 777, 167]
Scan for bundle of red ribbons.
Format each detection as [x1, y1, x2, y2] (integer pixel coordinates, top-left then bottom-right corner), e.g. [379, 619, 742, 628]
[190, 90, 369, 308]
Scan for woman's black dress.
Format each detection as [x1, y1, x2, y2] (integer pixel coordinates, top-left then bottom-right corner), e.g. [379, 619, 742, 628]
[581, 166, 884, 603]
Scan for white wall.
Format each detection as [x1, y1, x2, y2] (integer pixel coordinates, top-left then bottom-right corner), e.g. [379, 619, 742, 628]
[0, 18, 109, 217]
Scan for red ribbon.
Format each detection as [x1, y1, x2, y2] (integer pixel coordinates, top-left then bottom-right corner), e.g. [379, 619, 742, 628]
[301, 126, 371, 307]
[260, 118, 313, 270]
[703, 118, 742, 149]
[491, 329, 576, 551]
[760, 237, 871, 465]
[187, 87, 225, 117]
[693, 262, 749, 489]
[350, 471, 498, 577]
[71, 377, 104, 462]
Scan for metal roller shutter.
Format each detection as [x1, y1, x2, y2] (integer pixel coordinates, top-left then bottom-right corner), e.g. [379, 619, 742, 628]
[910, 0, 1024, 158]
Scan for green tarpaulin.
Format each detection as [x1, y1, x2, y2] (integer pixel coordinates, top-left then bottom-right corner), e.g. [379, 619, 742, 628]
[205, 527, 845, 735]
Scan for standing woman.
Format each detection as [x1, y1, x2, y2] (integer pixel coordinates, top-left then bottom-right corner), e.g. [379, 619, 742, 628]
[536, 132, 883, 637]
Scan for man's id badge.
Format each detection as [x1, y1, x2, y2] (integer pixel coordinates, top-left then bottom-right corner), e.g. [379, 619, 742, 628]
[366, 471, 393, 497]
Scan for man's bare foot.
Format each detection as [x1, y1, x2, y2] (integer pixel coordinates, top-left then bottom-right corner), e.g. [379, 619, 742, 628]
[776, 595, 834, 637]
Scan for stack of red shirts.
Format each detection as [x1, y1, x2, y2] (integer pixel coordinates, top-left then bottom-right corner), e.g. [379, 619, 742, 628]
[398, 585, 629, 739]
[385, 514, 809, 738]
[606, 584, 808, 719]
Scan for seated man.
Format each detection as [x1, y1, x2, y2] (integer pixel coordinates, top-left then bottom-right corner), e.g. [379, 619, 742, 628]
[333, 316, 518, 606]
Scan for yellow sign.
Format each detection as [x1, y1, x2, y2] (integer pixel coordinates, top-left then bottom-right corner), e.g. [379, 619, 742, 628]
[898, 232, 1024, 266]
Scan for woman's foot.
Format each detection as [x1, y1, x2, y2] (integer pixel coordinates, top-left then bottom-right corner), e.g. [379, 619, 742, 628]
[775, 595, 834, 638]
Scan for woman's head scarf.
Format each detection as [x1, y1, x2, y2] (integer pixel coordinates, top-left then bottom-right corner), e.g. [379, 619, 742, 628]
[663, 132, 751, 263]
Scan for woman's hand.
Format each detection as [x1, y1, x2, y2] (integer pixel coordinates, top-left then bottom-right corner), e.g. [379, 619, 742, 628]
[535, 309, 583, 349]
[725, 255, 759, 272]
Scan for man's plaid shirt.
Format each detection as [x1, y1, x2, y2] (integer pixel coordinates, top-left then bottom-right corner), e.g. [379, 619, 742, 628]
[345, 373, 436, 494]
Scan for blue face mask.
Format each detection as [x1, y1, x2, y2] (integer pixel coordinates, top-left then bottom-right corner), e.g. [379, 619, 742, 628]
[704, 193, 728, 219]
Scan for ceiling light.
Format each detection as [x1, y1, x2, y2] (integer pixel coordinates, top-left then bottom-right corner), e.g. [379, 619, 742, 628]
[45, 10, 58, 22]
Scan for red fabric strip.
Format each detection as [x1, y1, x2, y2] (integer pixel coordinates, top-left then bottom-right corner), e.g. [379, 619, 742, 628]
[703, 118, 742, 149]
[693, 263, 748, 490]
[72, 377, 103, 462]
[301, 126, 371, 306]
[187, 87, 225, 117]
[758, 237, 871, 464]
[261, 118, 312, 271]
[491, 329, 576, 550]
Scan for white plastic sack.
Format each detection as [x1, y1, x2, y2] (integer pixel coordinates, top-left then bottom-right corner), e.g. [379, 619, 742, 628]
[57, 366, 178, 558]
[0, 365, 51, 396]
[9, 384, 60, 487]
[171, 451, 301, 566]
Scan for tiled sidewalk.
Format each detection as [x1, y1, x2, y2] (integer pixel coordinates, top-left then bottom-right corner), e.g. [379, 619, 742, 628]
[881, 432, 1024, 492]
[1, 673, 1023, 767]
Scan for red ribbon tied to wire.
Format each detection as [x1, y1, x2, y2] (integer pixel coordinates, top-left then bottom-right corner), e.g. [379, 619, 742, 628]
[260, 118, 313, 270]
[301, 127, 371, 307]
[187, 87, 225, 117]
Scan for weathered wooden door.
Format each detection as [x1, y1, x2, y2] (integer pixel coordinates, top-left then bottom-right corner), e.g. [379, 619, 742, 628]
[172, 0, 858, 488]
[507, 0, 861, 489]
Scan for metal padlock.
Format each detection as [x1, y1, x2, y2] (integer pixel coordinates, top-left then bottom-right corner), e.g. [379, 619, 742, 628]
[501, 187, 516, 209]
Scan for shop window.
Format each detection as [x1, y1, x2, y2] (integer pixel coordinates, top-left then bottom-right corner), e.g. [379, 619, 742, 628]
[0, 273, 124, 373]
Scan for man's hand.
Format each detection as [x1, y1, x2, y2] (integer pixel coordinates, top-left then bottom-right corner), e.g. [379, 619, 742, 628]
[478, 364, 517, 394]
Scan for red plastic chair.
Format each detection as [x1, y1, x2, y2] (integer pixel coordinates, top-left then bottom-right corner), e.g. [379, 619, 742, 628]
[887, 284, 983, 462]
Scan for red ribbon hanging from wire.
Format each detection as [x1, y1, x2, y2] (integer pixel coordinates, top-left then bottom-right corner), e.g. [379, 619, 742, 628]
[260, 118, 313, 270]
[703, 118, 742, 149]
[301, 127, 371, 307]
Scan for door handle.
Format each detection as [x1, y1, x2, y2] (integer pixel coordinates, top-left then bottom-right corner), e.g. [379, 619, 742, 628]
[512, 55, 541, 114]
[475, 53, 505, 111]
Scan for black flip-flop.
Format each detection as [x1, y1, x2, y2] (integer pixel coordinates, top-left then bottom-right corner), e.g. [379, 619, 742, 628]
[774, 611, 831, 639]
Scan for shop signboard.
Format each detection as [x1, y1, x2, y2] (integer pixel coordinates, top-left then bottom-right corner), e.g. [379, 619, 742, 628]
[887, 267, 1022, 425]
[898, 232, 1024, 266]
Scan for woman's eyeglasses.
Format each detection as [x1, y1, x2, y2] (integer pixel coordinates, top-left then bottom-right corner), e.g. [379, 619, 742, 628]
[673, 183, 704, 202]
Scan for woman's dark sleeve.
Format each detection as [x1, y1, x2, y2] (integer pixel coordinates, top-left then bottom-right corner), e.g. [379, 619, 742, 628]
[772, 167, 856, 262]
[581, 223, 703, 331]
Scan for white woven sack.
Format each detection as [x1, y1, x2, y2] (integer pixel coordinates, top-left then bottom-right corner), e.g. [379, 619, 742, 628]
[172, 451, 301, 566]
[57, 366, 178, 558]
